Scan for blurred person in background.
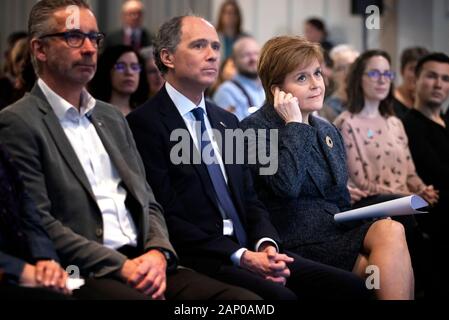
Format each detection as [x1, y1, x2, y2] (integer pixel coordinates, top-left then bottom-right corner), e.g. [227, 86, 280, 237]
[140, 46, 164, 98]
[9, 37, 37, 101]
[215, 0, 249, 60]
[304, 17, 333, 52]
[104, 0, 154, 51]
[213, 36, 264, 120]
[2, 31, 28, 81]
[89, 45, 148, 116]
[393, 47, 429, 119]
[1, 31, 28, 109]
[0, 144, 70, 299]
[320, 45, 359, 122]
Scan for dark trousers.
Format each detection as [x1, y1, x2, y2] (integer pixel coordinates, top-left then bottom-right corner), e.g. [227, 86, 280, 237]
[213, 251, 373, 300]
[72, 269, 260, 300]
[0, 285, 72, 300]
[70, 246, 261, 300]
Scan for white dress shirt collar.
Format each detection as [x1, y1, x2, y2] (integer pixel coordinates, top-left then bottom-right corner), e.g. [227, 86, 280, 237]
[164, 81, 278, 264]
[165, 81, 207, 117]
[37, 78, 96, 121]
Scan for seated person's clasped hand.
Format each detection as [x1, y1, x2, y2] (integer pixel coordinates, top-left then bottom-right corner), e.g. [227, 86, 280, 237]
[347, 185, 369, 204]
[120, 249, 167, 300]
[273, 87, 302, 124]
[240, 244, 294, 286]
[20, 260, 71, 295]
[418, 185, 439, 206]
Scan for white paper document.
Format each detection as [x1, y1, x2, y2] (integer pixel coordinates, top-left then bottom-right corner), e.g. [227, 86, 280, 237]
[334, 195, 428, 223]
[66, 278, 85, 291]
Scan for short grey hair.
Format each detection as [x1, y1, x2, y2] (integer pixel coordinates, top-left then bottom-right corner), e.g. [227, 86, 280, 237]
[153, 15, 185, 75]
[28, 0, 91, 74]
[329, 44, 360, 63]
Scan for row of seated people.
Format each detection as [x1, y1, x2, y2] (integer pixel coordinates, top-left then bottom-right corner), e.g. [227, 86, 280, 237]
[210, 36, 449, 297]
[0, 1, 370, 300]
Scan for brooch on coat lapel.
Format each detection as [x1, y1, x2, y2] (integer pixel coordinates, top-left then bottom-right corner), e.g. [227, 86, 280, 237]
[325, 135, 334, 148]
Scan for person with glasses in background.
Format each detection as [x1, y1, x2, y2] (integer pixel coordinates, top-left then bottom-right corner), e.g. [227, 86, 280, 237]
[89, 45, 149, 116]
[0, 143, 71, 299]
[334, 50, 438, 207]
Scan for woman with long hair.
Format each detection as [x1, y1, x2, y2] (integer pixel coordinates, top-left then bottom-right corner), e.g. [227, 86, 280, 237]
[215, 0, 248, 60]
[334, 50, 438, 206]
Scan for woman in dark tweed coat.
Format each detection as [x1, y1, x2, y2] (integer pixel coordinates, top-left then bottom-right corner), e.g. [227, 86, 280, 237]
[240, 36, 414, 300]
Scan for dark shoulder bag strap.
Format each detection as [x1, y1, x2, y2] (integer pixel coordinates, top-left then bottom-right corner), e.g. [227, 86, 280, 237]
[230, 79, 254, 108]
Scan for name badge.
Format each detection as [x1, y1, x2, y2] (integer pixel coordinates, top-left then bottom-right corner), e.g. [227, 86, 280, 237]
[326, 136, 334, 148]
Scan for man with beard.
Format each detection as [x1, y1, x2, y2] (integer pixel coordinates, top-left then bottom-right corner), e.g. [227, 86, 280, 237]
[402, 52, 449, 297]
[213, 36, 265, 120]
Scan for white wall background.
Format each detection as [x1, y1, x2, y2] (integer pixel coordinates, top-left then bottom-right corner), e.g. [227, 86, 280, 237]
[211, 0, 378, 52]
[211, 0, 449, 75]
[211, 0, 449, 57]
[1, 0, 448, 74]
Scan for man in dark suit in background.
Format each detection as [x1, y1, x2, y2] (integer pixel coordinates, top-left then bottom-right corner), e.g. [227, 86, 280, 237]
[104, 0, 153, 51]
[127, 15, 371, 300]
[0, 0, 258, 300]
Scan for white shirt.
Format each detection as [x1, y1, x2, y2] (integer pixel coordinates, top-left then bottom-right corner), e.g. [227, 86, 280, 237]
[165, 82, 278, 265]
[165, 82, 228, 180]
[38, 79, 138, 249]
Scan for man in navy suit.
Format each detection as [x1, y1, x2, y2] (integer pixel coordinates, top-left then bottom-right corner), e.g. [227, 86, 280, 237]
[127, 15, 372, 300]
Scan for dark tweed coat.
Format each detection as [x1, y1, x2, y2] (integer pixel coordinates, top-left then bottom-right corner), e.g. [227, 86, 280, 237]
[241, 103, 372, 271]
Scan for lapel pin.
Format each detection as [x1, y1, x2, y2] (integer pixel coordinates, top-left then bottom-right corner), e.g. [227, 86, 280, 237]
[326, 136, 334, 149]
[220, 121, 227, 128]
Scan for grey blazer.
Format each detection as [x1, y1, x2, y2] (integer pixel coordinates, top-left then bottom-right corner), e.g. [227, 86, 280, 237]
[0, 84, 175, 278]
[240, 103, 352, 247]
